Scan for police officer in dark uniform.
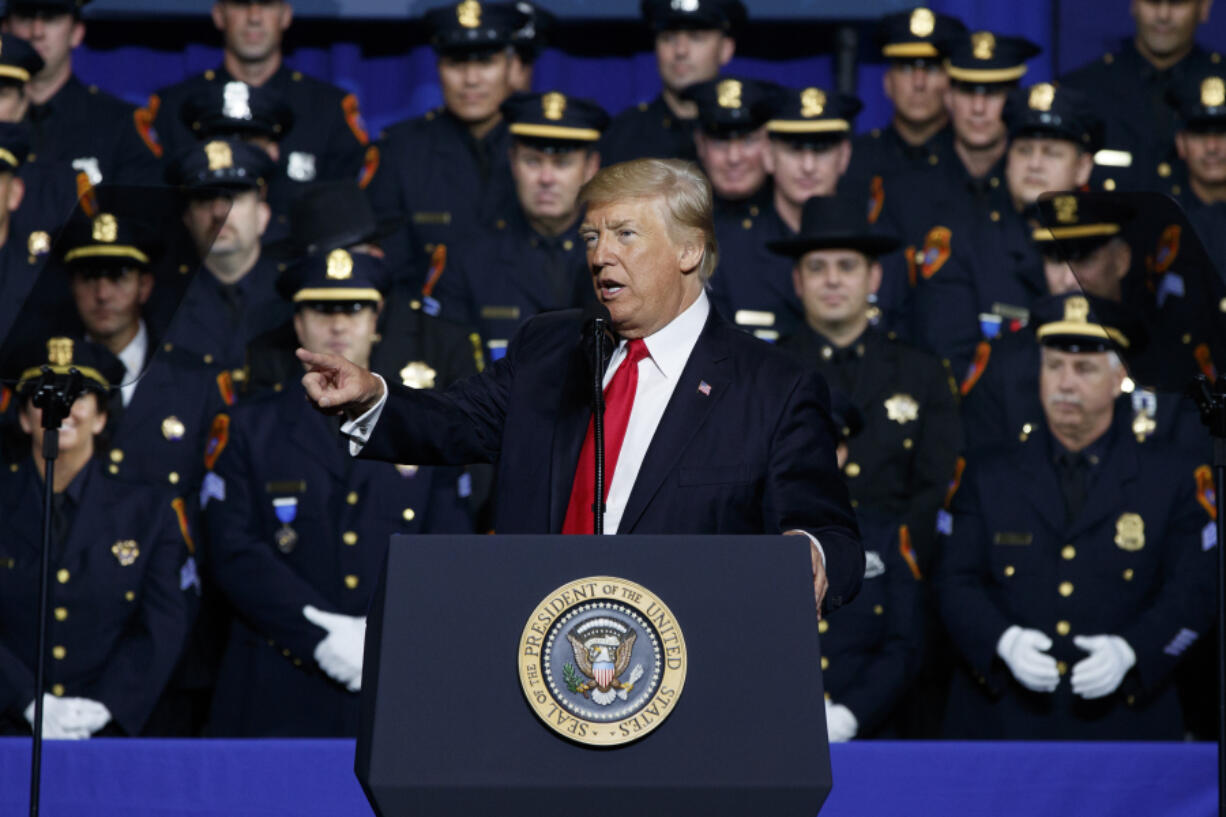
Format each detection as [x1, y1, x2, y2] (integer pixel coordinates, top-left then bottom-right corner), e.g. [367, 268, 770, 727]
[507, 0, 556, 93]
[366, 1, 527, 293]
[936, 305, 1216, 739]
[203, 249, 473, 736]
[1061, 0, 1220, 192]
[433, 90, 605, 361]
[0, 120, 62, 340]
[845, 6, 965, 192]
[599, 0, 745, 167]
[2, 0, 161, 185]
[710, 85, 864, 341]
[162, 138, 291, 376]
[149, 0, 372, 206]
[818, 391, 924, 742]
[685, 76, 777, 226]
[773, 193, 962, 571]
[0, 336, 194, 737]
[1169, 69, 1226, 280]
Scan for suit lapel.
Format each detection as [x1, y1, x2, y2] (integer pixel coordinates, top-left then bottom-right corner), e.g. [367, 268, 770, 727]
[548, 341, 595, 532]
[618, 313, 730, 533]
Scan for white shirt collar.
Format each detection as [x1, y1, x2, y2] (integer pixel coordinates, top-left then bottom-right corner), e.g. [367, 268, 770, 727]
[115, 320, 148, 386]
[637, 290, 709, 381]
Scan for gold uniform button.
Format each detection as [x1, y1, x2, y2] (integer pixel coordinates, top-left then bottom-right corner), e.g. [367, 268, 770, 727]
[1127, 694, 1137, 706]
[818, 619, 829, 634]
[54, 607, 68, 621]
[342, 531, 358, 546]
[1158, 162, 1171, 178]
[927, 154, 938, 165]
[1122, 569, 1134, 581]
[125, 590, 135, 601]
[281, 648, 291, 658]
[346, 492, 359, 505]
[108, 464, 120, 475]
[344, 574, 359, 589]
[1062, 545, 1076, 560]
[1057, 661, 1068, 676]
[562, 239, 574, 251]
[203, 354, 214, 364]
[56, 569, 70, 584]
[109, 449, 124, 463]
[51, 684, 65, 697]
[168, 471, 180, 485]
[293, 658, 303, 667]
[1056, 620, 1070, 636]
[821, 656, 829, 671]
[1182, 333, 1192, 344]
[824, 691, 832, 700]
[402, 508, 416, 522]
[989, 211, 1001, 222]
[1103, 178, 1116, 191]
[902, 438, 913, 450]
[52, 646, 66, 660]
[1003, 565, 1015, 577]
[873, 604, 884, 615]
[1059, 581, 1074, 597]
[989, 176, 1000, 188]
[741, 218, 753, 230]
[845, 462, 861, 478]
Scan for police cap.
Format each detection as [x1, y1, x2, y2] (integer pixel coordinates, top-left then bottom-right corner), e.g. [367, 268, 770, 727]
[180, 80, 294, 142]
[276, 247, 390, 307]
[879, 6, 966, 61]
[683, 77, 778, 138]
[767, 85, 862, 148]
[425, 1, 528, 56]
[503, 91, 609, 149]
[165, 138, 276, 193]
[1005, 83, 1104, 152]
[641, 0, 746, 33]
[946, 31, 1040, 87]
[1033, 292, 1143, 354]
[767, 193, 900, 258]
[0, 121, 30, 172]
[1168, 71, 1226, 132]
[0, 34, 43, 84]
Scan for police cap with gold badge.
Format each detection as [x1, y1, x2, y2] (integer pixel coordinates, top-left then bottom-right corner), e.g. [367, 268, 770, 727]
[180, 80, 294, 142]
[1033, 291, 1143, 355]
[56, 209, 156, 272]
[425, 1, 529, 56]
[945, 31, 1040, 88]
[13, 335, 123, 401]
[1004, 83, 1104, 153]
[1168, 70, 1226, 133]
[275, 247, 390, 312]
[766, 193, 901, 258]
[878, 6, 966, 61]
[683, 77, 779, 138]
[766, 85, 862, 148]
[502, 90, 609, 151]
[0, 121, 30, 173]
[1030, 192, 1134, 261]
[0, 33, 43, 85]
[641, 0, 745, 32]
[164, 137, 276, 193]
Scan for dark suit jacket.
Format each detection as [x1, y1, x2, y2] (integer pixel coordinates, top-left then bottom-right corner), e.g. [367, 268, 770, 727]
[360, 306, 864, 610]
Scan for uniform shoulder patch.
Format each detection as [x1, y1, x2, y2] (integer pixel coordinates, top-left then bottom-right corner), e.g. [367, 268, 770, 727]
[203, 414, 231, 471]
[216, 370, 236, 406]
[898, 524, 922, 580]
[171, 497, 195, 555]
[905, 244, 918, 287]
[134, 95, 163, 158]
[944, 456, 966, 509]
[960, 341, 991, 396]
[868, 175, 884, 225]
[1196, 465, 1217, 520]
[342, 93, 370, 145]
[921, 226, 951, 278]
[1147, 224, 1181, 276]
[0, 384, 9, 413]
[1194, 343, 1216, 381]
[358, 144, 379, 189]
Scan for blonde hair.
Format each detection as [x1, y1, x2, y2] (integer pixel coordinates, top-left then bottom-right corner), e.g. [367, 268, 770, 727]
[577, 158, 719, 283]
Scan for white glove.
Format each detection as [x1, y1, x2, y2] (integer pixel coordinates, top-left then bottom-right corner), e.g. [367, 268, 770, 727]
[303, 605, 366, 693]
[824, 699, 858, 743]
[23, 695, 111, 739]
[1071, 634, 1136, 699]
[996, 625, 1060, 693]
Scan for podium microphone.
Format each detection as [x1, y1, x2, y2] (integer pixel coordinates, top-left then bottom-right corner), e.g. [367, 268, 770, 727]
[582, 302, 613, 534]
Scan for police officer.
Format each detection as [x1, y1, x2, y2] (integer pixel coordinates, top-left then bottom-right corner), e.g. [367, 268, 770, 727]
[163, 138, 291, 375]
[0, 121, 56, 340]
[845, 7, 965, 190]
[685, 76, 777, 219]
[1169, 70, 1226, 278]
[433, 90, 605, 361]
[710, 85, 863, 341]
[0, 336, 194, 736]
[1061, 0, 1219, 192]
[366, 1, 527, 293]
[936, 303, 1216, 739]
[507, 0, 556, 93]
[819, 391, 924, 741]
[149, 0, 372, 202]
[2, 0, 161, 185]
[773, 193, 962, 571]
[599, 0, 745, 166]
[203, 249, 473, 736]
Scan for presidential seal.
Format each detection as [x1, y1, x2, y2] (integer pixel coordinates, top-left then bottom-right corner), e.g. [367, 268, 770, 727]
[518, 576, 686, 747]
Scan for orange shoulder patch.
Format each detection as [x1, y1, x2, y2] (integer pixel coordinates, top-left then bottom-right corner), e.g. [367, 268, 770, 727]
[133, 94, 164, 158]
[867, 175, 885, 225]
[203, 414, 230, 471]
[216, 370, 236, 406]
[1196, 465, 1217, 520]
[358, 144, 379, 189]
[1149, 224, 1181, 276]
[960, 341, 992, 396]
[905, 244, 918, 288]
[77, 173, 97, 216]
[171, 497, 195, 555]
[944, 456, 966, 509]
[0, 385, 10, 413]
[1193, 344, 1216, 381]
[422, 244, 447, 297]
[920, 226, 951, 279]
[342, 93, 370, 145]
[898, 524, 922, 580]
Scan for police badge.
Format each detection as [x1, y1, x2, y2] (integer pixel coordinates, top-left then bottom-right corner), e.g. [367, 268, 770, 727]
[519, 577, 686, 747]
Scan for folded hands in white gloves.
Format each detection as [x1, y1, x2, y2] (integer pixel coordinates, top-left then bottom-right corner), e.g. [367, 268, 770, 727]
[24, 694, 111, 739]
[997, 625, 1135, 699]
[303, 604, 366, 693]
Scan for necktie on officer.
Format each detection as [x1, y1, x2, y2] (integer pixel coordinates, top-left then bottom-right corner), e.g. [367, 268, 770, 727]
[562, 339, 650, 535]
[1058, 451, 1088, 525]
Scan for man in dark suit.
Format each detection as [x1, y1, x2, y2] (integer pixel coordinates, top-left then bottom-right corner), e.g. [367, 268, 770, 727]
[299, 158, 863, 613]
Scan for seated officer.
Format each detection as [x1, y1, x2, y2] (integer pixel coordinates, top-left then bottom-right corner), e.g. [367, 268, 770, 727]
[162, 138, 290, 375]
[961, 197, 1210, 455]
[937, 301, 1216, 739]
[600, 0, 744, 166]
[709, 84, 862, 341]
[904, 82, 1100, 375]
[1169, 70, 1226, 278]
[2, 0, 160, 185]
[149, 0, 371, 196]
[773, 193, 961, 572]
[366, 1, 527, 292]
[0, 337, 194, 737]
[820, 391, 924, 742]
[433, 91, 605, 361]
[203, 249, 473, 736]
[685, 76, 777, 217]
[846, 6, 965, 189]
[507, 0, 555, 92]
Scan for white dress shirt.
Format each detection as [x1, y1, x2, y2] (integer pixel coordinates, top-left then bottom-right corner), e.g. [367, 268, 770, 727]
[115, 320, 148, 407]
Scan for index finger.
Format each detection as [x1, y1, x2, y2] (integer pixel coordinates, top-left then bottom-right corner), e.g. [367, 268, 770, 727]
[296, 346, 339, 371]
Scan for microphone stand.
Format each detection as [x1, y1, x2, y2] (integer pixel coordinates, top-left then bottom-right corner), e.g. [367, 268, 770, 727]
[591, 318, 608, 535]
[1187, 374, 1226, 817]
[27, 367, 86, 817]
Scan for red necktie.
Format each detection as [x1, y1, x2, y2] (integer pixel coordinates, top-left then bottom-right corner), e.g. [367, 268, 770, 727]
[562, 339, 650, 534]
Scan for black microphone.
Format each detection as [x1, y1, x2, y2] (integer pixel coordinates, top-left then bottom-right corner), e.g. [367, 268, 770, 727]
[580, 301, 614, 534]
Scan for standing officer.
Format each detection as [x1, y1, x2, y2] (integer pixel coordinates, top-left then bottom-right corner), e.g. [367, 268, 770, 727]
[1061, 0, 1219, 192]
[599, 0, 745, 166]
[685, 76, 777, 220]
[433, 90, 605, 362]
[203, 249, 473, 736]
[0, 121, 59, 340]
[773, 193, 962, 572]
[1169, 70, 1226, 277]
[937, 300, 1216, 739]
[2, 0, 161, 186]
[846, 7, 965, 190]
[507, 1, 556, 93]
[149, 0, 372, 201]
[366, 1, 527, 293]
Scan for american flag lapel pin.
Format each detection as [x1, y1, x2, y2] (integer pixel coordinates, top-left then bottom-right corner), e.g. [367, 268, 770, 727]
[697, 380, 712, 396]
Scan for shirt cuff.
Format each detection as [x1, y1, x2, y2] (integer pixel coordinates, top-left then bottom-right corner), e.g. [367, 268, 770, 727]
[787, 528, 826, 569]
[339, 374, 388, 456]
